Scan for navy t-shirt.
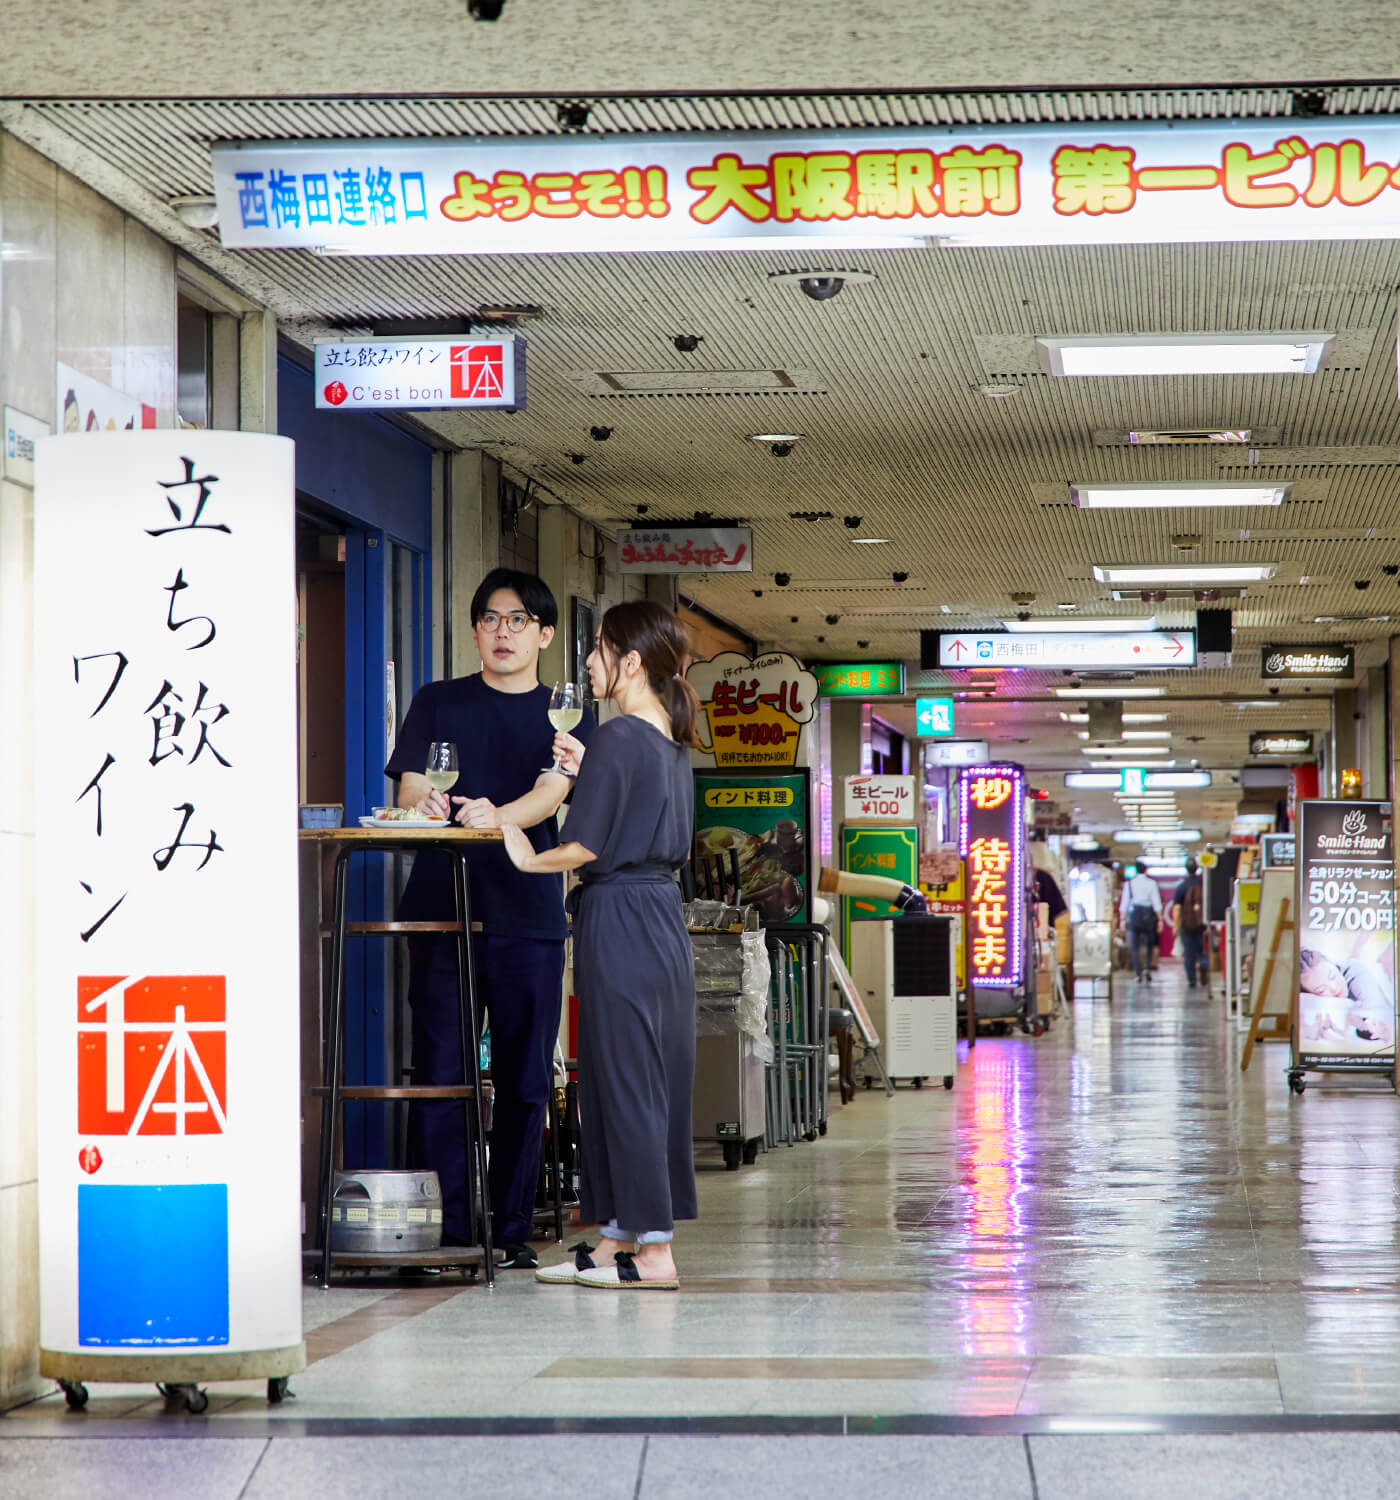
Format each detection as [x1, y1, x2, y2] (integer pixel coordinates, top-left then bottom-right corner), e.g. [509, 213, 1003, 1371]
[384, 674, 596, 940]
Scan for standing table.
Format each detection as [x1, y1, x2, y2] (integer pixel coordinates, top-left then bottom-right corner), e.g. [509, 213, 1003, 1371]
[300, 827, 502, 1287]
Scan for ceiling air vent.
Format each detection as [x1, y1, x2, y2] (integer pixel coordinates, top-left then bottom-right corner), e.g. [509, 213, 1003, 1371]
[563, 367, 823, 397]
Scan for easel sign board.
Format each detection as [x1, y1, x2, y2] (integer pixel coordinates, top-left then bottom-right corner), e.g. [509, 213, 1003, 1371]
[828, 945, 881, 1049]
[1293, 799, 1398, 1074]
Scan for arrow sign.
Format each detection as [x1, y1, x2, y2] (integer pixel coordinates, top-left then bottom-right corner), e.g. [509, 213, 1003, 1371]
[937, 630, 1196, 671]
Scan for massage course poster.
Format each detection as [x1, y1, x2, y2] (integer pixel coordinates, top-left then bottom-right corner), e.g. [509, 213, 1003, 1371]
[1294, 800, 1398, 1071]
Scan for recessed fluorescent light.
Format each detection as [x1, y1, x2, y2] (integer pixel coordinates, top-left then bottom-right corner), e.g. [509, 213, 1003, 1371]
[850, 537, 891, 544]
[1071, 482, 1286, 510]
[1143, 865, 1188, 877]
[1231, 700, 1284, 709]
[1039, 333, 1333, 378]
[1081, 745, 1171, 756]
[1092, 563, 1278, 585]
[1122, 730, 1172, 740]
[1056, 686, 1166, 699]
[1146, 771, 1211, 788]
[1115, 829, 1202, 843]
[1065, 772, 1124, 788]
[750, 433, 804, 443]
[1002, 615, 1159, 632]
[1061, 710, 1168, 724]
[1060, 712, 1090, 723]
[1092, 761, 1175, 771]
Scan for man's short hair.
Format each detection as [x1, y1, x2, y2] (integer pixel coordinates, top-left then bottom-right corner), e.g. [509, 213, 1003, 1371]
[470, 568, 559, 631]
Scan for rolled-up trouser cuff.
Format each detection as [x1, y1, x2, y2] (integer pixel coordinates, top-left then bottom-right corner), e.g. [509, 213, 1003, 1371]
[601, 1219, 674, 1245]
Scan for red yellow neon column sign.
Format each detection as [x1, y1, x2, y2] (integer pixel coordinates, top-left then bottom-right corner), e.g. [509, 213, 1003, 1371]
[957, 765, 1027, 989]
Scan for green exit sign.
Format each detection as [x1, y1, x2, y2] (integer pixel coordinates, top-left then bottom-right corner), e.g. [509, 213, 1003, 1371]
[811, 662, 904, 696]
[915, 697, 955, 737]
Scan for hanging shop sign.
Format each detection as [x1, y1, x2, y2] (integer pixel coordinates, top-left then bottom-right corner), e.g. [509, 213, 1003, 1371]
[843, 774, 915, 824]
[687, 651, 818, 770]
[811, 661, 904, 696]
[693, 769, 812, 926]
[1293, 799, 1397, 1076]
[313, 335, 525, 411]
[33, 432, 304, 1382]
[1261, 644, 1355, 680]
[1250, 730, 1315, 757]
[934, 629, 1194, 670]
[1260, 832, 1296, 868]
[619, 526, 752, 574]
[3, 405, 48, 486]
[214, 119, 1400, 254]
[958, 765, 1027, 989]
[914, 696, 955, 736]
[925, 738, 989, 768]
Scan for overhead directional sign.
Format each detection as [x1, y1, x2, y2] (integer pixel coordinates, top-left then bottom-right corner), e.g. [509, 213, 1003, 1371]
[914, 697, 955, 736]
[936, 630, 1194, 670]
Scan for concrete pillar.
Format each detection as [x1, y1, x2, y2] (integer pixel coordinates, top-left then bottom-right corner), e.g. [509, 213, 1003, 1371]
[1363, 665, 1389, 800]
[238, 309, 277, 433]
[1329, 688, 1358, 798]
[445, 451, 495, 679]
[536, 501, 567, 690]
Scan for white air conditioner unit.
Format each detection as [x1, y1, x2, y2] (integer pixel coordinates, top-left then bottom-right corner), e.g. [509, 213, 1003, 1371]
[849, 915, 958, 1090]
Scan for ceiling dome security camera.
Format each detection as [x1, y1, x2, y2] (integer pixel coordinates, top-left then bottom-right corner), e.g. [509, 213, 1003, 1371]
[857, 639, 869, 649]
[467, 0, 506, 17]
[770, 442, 793, 457]
[672, 333, 702, 353]
[892, 571, 909, 587]
[799, 276, 844, 301]
[589, 425, 613, 441]
[825, 614, 840, 625]
[843, 515, 863, 528]
[774, 572, 791, 587]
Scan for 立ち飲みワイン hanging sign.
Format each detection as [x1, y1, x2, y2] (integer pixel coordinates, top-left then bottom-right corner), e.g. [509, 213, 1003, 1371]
[313, 335, 525, 411]
[214, 119, 1400, 255]
[34, 431, 304, 1386]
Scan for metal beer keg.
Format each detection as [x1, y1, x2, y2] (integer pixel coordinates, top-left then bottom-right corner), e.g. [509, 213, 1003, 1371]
[329, 1169, 443, 1252]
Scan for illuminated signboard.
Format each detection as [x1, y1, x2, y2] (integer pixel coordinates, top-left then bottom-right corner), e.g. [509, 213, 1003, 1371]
[1250, 730, 1315, 757]
[957, 764, 1026, 989]
[811, 662, 904, 696]
[313, 335, 525, 411]
[34, 432, 303, 1385]
[214, 119, 1400, 256]
[1260, 644, 1355, 680]
[936, 630, 1193, 670]
[914, 696, 955, 736]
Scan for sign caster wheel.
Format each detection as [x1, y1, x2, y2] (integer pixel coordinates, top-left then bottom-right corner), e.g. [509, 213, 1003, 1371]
[1288, 1072, 1307, 1095]
[943, 1075, 954, 1090]
[59, 1380, 88, 1411]
[742, 1138, 759, 1164]
[158, 1382, 208, 1415]
[816, 1120, 828, 1137]
[722, 1141, 742, 1171]
[911, 1076, 926, 1089]
[267, 1377, 293, 1404]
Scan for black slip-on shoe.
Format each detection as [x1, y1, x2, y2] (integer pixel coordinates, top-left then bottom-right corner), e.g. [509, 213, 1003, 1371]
[496, 1243, 539, 1269]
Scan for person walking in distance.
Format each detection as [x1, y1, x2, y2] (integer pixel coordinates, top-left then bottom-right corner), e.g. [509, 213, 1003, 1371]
[1120, 864, 1163, 983]
[385, 568, 596, 1269]
[1170, 857, 1209, 989]
[505, 601, 698, 1290]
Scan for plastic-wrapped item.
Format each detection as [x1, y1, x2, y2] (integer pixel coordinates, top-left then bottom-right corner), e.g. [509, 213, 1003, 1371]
[692, 929, 773, 1063]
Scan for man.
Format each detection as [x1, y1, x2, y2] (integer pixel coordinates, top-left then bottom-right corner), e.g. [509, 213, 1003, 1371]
[386, 568, 595, 1268]
[1170, 857, 1208, 989]
[1119, 864, 1163, 982]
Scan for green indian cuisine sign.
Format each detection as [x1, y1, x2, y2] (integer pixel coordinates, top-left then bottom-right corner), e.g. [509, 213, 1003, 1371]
[811, 662, 904, 697]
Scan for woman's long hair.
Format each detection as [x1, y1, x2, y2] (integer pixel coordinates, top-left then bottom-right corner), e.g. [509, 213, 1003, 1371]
[597, 600, 700, 747]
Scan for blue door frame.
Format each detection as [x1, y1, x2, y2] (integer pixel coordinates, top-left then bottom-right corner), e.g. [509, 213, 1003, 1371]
[280, 356, 434, 1168]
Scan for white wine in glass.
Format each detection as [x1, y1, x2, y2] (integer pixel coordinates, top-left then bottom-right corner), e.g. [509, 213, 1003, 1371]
[544, 683, 581, 771]
[425, 741, 459, 795]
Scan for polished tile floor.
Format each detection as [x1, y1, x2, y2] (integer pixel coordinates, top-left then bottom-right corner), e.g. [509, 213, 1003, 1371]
[7, 961, 1400, 1493]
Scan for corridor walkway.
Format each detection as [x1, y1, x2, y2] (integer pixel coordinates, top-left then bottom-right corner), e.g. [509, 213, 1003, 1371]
[7, 964, 1400, 1494]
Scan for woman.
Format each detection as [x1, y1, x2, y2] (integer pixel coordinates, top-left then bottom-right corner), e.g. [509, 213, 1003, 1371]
[500, 600, 698, 1290]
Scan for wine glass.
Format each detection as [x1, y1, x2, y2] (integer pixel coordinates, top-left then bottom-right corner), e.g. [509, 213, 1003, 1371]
[543, 682, 581, 773]
[424, 742, 458, 818]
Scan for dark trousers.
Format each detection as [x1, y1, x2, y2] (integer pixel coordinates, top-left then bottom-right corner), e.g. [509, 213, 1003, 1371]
[1181, 929, 1207, 985]
[1130, 925, 1154, 979]
[406, 933, 565, 1246]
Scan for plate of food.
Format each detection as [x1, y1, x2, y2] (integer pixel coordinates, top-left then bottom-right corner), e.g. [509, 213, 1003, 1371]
[359, 807, 449, 829]
[695, 821, 806, 922]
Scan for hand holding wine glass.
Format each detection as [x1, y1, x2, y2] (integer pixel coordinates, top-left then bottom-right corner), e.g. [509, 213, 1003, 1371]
[543, 682, 581, 773]
[422, 741, 458, 819]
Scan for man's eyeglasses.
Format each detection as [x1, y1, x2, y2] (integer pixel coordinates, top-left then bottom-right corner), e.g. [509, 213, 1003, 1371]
[477, 610, 537, 634]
